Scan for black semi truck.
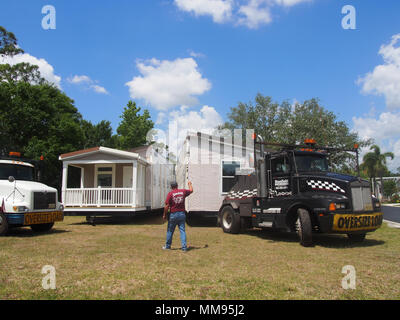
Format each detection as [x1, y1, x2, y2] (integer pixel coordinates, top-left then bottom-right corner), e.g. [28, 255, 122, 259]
[218, 137, 383, 246]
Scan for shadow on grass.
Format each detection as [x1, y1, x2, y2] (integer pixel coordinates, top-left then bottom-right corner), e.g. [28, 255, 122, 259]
[244, 228, 385, 248]
[186, 217, 218, 228]
[68, 214, 218, 228]
[68, 214, 165, 226]
[5, 228, 71, 238]
[164, 244, 209, 252]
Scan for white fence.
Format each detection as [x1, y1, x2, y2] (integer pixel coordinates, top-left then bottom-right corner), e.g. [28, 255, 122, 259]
[64, 188, 145, 208]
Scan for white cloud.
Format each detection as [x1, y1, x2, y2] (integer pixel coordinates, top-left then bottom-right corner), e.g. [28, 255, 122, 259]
[156, 112, 166, 125]
[273, 0, 311, 7]
[155, 105, 223, 156]
[68, 74, 109, 95]
[125, 57, 211, 111]
[352, 111, 400, 171]
[353, 112, 400, 142]
[90, 84, 109, 95]
[0, 53, 61, 88]
[175, 0, 313, 29]
[174, 0, 233, 23]
[358, 34, 400, 109]
[67, 75, 92, 84]
[237, 0, 272, 29]
[353, 34, 400, 171]
[188, 50, 205, 58]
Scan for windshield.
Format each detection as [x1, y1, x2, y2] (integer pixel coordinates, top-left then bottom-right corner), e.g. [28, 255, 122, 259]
[295, 155, 329, 172]
[0, 164, 35, 181]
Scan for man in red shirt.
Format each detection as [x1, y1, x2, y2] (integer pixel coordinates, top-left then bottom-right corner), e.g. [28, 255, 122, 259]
[163, 180, 193, 252]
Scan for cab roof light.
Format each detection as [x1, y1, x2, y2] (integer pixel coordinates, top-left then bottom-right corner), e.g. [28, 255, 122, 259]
[9, 152, 21, 157]
[304, 139, 316, 145]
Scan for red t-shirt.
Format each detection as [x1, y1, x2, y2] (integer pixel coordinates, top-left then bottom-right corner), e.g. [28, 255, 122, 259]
[165, 189, 192, 213]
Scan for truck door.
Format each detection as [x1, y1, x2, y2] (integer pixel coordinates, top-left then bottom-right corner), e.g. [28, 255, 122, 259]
[270, 155, 292, 197]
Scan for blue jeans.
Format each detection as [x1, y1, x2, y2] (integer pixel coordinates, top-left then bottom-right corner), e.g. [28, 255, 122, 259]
[165, 211, 187, 250]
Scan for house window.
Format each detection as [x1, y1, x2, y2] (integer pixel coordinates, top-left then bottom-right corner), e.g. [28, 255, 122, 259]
[96, 165, 114, 188]
[222, 161, 240, 193]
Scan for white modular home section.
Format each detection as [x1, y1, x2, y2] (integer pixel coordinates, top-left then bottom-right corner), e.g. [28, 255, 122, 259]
[59, 146, 174, 213]
[176, 132, 256, 214]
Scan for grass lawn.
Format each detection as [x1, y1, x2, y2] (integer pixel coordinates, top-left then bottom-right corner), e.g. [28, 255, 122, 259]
[0, 215, 399, 300]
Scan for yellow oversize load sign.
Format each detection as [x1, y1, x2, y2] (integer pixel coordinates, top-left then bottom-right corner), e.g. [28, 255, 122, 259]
[332, 212, 383, 232]
[24, 211, 64, 225]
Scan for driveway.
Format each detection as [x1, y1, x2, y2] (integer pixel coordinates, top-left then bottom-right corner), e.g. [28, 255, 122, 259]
[382, 205, 400, 224]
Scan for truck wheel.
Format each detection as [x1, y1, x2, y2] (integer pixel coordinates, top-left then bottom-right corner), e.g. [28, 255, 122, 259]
[0, 213, 9, 236]
[220, 206, 241, 234]
[347, 233, 366, 242]
[296, 208, 313, 247]
[31, 223, 54, 233]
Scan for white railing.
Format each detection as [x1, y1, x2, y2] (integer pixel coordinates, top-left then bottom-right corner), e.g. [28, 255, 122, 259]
[64, 188, 145, 208]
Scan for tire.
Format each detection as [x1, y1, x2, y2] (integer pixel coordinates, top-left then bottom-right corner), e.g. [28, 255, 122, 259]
[0, 213, 9, 236]
[347, 233, 366, 242]
[31, 223, 54, 233]
[296, 208, 313, 247]
[220, 206, 241, 234]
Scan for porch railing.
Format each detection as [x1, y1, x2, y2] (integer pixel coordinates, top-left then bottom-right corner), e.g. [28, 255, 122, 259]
[64, 188, 145, 208]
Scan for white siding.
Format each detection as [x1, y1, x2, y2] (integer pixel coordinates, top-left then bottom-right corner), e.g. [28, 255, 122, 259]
[176, 133, 255, 213]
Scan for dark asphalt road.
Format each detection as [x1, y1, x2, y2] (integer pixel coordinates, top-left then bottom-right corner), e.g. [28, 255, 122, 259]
[382, 205, 400, 223]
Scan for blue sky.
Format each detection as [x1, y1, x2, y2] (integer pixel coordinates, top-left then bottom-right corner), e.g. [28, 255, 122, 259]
[1, 0, 400, 169]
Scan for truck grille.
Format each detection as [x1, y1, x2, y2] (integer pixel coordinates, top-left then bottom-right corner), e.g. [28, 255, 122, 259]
[33, 192, 56, 210]
[351, 184, 373, 212]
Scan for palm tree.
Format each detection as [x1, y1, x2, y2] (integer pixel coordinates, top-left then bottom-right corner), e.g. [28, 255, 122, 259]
[361, 145, 394, 199]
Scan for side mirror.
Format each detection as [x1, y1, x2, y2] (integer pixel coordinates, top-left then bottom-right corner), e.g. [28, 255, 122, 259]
[8, 176, 15, 183]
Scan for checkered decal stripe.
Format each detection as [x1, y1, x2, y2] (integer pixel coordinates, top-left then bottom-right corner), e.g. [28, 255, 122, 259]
[227, 189, 258, 199]
[306, 180, 345, 193]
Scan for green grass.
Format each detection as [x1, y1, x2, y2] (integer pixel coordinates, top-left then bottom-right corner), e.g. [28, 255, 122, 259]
[0, 215, 399, 300]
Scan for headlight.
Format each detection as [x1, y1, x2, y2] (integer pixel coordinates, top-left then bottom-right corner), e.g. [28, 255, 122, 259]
[329, 203, 346, 211]
[335, 203, 346, 209]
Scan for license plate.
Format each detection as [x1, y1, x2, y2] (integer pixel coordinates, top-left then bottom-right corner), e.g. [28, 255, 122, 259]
[24, 211, 64, 225]
[332, 213, 383, 232]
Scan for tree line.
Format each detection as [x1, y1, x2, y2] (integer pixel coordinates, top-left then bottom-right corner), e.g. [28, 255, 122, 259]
[0, 26, 396, 198]
[0, 26, 153, 189]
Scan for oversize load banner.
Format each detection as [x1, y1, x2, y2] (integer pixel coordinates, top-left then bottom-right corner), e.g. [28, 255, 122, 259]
[24, 211, 64, 225]
[332, 212, 383, 232]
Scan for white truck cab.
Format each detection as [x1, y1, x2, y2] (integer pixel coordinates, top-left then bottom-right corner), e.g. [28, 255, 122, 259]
[0, 153, 64, 235]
